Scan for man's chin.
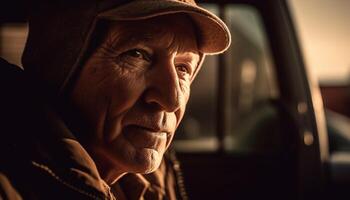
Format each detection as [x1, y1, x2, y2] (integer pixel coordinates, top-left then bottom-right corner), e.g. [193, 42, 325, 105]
[132, 148, 163, 174]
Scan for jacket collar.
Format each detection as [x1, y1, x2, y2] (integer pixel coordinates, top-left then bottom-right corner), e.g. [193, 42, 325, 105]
[27, 104, 115, 199]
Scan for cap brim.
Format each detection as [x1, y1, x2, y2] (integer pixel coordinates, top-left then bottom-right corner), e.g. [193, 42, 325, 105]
[98, 0, 231, 55]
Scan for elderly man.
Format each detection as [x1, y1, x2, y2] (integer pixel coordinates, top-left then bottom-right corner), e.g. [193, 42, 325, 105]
[0, 0, 230, 199]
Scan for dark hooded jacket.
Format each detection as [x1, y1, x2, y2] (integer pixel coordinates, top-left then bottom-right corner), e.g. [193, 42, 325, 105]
[0, 1, 186, 199]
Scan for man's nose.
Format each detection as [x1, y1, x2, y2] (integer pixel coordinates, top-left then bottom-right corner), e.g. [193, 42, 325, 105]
[143, 59, 183, 112]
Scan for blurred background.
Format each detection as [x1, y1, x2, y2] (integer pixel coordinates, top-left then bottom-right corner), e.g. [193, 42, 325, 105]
[289, 0, 350, 152]
[290, 0, 350, 116]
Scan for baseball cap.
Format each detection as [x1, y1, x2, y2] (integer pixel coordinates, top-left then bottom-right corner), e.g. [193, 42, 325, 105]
[98, 0, 231, 55]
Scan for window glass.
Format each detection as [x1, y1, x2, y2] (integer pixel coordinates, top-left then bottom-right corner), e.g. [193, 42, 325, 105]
[224, 5, 279, 153]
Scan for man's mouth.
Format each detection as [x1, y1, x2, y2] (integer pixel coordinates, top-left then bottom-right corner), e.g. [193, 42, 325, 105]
[123, 125, 167, 150]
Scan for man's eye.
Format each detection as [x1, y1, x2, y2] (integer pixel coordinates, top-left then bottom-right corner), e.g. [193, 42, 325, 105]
[176, 64, 191, 75]
[122, 49, 151, 62]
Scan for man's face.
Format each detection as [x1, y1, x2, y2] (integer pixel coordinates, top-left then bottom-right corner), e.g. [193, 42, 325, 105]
[71, 14, 200, 177]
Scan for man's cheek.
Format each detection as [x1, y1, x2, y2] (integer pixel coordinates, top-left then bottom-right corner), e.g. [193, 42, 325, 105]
[108, 79, 144, 114]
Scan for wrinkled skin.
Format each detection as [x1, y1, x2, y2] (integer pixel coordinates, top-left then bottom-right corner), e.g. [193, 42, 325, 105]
[71, 14, 200, 184]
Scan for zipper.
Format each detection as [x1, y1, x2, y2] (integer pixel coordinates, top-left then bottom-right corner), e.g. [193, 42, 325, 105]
[167, 148, 189, 200]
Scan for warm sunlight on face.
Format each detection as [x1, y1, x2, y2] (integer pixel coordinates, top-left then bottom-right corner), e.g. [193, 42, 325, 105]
[70, 14, 200, 183]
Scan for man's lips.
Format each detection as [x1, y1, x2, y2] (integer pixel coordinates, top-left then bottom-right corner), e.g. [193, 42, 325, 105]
[131, 124, 162, 133]
[123, 125, 167, 150]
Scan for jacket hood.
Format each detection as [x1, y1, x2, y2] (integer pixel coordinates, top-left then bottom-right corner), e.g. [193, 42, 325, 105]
[22, 0, 129, 98]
